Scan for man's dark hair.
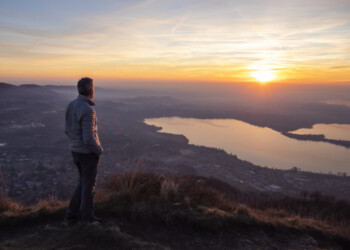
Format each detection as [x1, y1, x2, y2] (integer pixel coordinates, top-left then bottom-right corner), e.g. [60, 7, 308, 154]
[77, 77, 93, 96]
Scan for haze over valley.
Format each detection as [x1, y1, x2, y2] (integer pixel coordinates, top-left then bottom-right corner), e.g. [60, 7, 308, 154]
[1, 81, 350, 205]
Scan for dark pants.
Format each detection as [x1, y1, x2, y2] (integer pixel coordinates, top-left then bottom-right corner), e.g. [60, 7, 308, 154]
[66, 152, 99, 221]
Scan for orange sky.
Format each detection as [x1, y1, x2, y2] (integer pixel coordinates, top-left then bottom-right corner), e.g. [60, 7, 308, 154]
[1, 0, 349, 86]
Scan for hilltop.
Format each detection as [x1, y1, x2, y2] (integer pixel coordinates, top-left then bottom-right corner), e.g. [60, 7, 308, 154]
[1, 172, 349, 250]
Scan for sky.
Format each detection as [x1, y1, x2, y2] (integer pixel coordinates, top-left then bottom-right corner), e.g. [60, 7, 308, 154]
[0, 0, 349, 86]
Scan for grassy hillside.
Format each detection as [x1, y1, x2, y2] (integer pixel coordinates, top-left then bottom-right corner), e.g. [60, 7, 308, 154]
[1, 172, 349, 249]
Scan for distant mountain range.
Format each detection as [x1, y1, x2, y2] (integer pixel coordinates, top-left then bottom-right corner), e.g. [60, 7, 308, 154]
[0, 82, 59, 101]
[1, 82, 47, 89]
[0, 82, 17, 89]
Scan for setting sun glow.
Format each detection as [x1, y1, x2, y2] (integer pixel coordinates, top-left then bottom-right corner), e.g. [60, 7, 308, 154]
[1, 1, 350, 85]
[251, 70, 276, 83]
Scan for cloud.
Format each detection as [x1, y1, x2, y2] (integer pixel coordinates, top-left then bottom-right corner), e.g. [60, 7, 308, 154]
[0, 0, 349, 82]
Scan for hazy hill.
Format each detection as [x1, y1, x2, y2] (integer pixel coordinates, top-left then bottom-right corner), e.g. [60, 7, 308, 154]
[0, 82, 17, 89]
[19, 84, 45, 88]
[1, 172, 349, 250]
[0, 82, 58, 101]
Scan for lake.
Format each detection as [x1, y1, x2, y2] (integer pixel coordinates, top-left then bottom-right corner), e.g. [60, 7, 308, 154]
[144, 117, 350, 174]
[290, 124, 350, 141]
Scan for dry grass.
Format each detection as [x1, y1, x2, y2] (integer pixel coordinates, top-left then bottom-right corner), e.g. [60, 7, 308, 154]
[0, 194, 67, 230]
[0, 194, 22, 213]
[1, 195, 66, 215]
[102, 172, 162, 201]
[160, 175, 178, 201]
[1, 171, 349, 244]
[98, 172, 350, 239]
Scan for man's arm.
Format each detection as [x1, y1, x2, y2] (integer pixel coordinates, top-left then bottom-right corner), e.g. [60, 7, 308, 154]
[65, 104, 70, 136]
[81, 107, 103, 156]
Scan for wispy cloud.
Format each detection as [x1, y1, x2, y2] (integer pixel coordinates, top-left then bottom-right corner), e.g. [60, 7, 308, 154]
[0, 0, 350, 83]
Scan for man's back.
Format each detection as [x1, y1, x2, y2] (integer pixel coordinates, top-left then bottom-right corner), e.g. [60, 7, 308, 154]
[65, 94, 103, 156]
[65, 77, 103, 223]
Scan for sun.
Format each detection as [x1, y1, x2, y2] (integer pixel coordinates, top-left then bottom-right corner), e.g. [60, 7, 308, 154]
[251, 70, 276, 84]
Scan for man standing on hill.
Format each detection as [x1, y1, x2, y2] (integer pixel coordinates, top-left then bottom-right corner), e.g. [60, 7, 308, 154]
[65, 77, 103, 223]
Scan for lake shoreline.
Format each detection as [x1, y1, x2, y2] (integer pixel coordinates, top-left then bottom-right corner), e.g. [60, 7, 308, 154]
[283, 132, 350, 149]
[145, 117, 350, 175]
[143, 117, 350, 201]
